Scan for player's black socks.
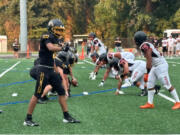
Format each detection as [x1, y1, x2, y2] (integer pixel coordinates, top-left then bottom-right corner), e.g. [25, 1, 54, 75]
[63, 112, 70, 118]
[26, 114, 32, 120]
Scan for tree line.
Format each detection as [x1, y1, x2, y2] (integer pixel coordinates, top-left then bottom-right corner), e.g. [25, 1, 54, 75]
[0, 0, 180, 48]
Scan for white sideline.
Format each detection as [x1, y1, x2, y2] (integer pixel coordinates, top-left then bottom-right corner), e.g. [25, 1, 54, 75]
[0, 61, 21, 78]
[84, 59, 176, 103]
[83, 60, 96, 65]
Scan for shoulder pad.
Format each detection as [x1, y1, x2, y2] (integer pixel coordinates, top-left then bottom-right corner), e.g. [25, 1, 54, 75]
[42, 34, 50, 39]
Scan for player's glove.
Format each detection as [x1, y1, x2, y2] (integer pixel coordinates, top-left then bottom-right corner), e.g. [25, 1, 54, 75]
[98, 80, 104, 87]
[144, 73, 148, 82]
[89, 72, 96, 80]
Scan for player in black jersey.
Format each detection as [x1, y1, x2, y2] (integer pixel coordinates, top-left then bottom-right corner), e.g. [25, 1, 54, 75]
[55, 51, 78, 97]
[24, 19, 80, 127]
[41, 51, 78, 98]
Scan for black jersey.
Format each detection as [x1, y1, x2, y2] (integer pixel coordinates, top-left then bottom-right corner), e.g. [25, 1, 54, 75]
[39, 32, 59, 66]
[55, 51, 71, 74]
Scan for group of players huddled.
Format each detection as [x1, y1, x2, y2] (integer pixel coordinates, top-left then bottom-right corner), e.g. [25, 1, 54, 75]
[4, 18, 178, 126]
[88, 31, 180, 111]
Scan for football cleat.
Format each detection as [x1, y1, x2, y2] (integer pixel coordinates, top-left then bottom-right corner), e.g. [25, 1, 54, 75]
[47, 91, 57, 96]
[63, 115, 80, 123]
[98, 81, 104, 87]
[115, 89, 125, 95]
[37, 98, 47, 104]
[37, 96, 49, 104]
[0, 110, 3, 113]
[138, 89, 147, 96]
[121, 81, 131, 88]
[23, 120, 39, 126]
[172, 102, 180, 110]
[140, 102, 154, 109]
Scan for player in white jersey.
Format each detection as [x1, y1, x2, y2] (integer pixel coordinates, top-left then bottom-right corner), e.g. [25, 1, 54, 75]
[98, 52, 135, 87]
[89, 52, 134, 88]
[167, 35, 176, 58]
[89, 53, 118, 81]
[88, 32, 107, 55]
[110, 58, 147, 95]
[175, 35, 180, 56]
[110, 57, 161, 96]
[161, 37, 168, 57]
[134, 31, 180, 110]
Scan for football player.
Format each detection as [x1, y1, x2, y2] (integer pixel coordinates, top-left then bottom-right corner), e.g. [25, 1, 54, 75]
[54, 51, 78, 97]
[41, 51, 78, 98]
[99, 52, 135, 87]
[89, 52, 135, 88]
[23, 19, 80, 127]
[134, 31, 180, 110]
[89, 53, 116, 81]
[110, 57, 162, 96]
[88, 32, 107, 55]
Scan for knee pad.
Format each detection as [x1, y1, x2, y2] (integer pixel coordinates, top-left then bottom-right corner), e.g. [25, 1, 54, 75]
[163, 84, 171, 90]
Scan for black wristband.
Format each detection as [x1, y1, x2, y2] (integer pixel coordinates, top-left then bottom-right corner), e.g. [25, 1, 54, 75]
[147, 68, 151, 74]
[120, 74, 124, 78]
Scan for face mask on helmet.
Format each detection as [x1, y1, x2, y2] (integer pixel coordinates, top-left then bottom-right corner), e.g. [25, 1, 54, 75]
[51, 26, 65, 38]
[88, 32, 96, 40]
[48, 19, 65, 38]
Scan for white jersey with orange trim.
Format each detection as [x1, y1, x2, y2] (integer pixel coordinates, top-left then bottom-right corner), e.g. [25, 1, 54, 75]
[121, 52, 135, 62]
[107, 52, 135, 63]
[92, 37, 106, 55]
[119, 59, 146, 72]
[140, 42, 167, 67]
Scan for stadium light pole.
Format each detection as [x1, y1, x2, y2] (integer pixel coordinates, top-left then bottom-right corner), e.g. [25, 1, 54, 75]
[20, 0, 27, 57]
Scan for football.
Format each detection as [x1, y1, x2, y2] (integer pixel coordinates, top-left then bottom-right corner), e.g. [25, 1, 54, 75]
[71, 79, 78, 87]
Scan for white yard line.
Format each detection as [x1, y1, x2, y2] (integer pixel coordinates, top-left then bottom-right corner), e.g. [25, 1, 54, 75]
[167, 61, 180, 64]
[0, 61, 21, 78]
[83, 60, 96, 66]
[157, 92, 175, 103]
